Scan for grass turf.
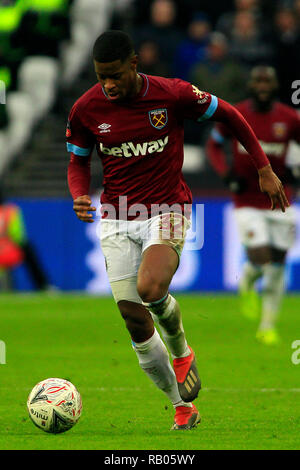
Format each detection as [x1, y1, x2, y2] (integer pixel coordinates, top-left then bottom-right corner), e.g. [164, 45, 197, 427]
[0, 293, 299, 450]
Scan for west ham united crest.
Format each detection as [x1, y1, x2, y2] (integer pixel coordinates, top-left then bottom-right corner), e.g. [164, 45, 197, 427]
[273, 122, 287, 139]
[148, 108, 168, 130]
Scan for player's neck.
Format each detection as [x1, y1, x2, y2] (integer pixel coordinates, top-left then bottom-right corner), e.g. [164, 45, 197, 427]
[126, 73, 143, 100]
[136, 73, 143, 95]
[251, 98, 274, 113]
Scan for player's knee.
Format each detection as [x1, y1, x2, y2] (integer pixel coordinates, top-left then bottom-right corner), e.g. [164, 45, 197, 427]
[137, 278, 167, 304]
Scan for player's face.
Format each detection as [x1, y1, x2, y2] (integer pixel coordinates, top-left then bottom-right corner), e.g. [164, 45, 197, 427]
[250, 72, 277, 104]
[94, 56, 139, 101]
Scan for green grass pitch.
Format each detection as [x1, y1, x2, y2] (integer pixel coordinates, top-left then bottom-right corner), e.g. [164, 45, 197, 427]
[0, 293, 299, 450]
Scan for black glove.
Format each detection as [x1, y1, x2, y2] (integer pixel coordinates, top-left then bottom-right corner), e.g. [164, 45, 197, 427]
[223, 171, 247, 194]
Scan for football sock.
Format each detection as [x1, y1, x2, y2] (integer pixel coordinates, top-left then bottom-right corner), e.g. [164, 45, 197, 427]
[132, 328, 192, 408]
[145, 294, 190, 360]
[239, 261, 262, 291]
[259, 263, 285, 330]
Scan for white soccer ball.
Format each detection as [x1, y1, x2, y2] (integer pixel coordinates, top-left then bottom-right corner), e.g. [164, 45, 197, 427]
[27, 378, 82, 434]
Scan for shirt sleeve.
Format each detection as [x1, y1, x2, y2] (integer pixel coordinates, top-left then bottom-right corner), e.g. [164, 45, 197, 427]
[212, 98, 269, 170]
[174, 79, 218, 122]
[66, 103, 95, 157]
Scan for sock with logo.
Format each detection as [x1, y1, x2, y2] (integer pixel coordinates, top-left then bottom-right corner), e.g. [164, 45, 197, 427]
[144, 294, 190, 360]
[132, 328, 192, 408]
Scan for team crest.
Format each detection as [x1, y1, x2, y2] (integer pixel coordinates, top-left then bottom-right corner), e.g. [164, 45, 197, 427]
[191, 84, 209, 104]
[191, 84, 205, 98]
[148, 108, 168, 130]
[273, 122, 287, 139]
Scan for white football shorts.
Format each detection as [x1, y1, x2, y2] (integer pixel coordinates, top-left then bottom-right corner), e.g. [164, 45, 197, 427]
[99, 213, 190, 283]
[234, 206, 296, 250]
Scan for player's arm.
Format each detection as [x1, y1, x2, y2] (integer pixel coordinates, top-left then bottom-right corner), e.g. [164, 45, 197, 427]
[176, 81, 288, 211]
[206, 125, 247, 194]
[210, 98, 289, 211]
[66, 105, 96, 223]
[68, 153, 96, 223]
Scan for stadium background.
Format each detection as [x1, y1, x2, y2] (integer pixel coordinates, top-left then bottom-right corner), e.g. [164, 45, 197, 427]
[1, 0, 300, 293]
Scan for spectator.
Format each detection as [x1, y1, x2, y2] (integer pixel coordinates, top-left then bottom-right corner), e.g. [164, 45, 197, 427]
[132, 0, 183, 73]
[229, 10, 274, 68]
[272, 7, 300, 104]
[295, 0, 300, 24]
[18, 0, 70, 58]
[175, 0, 235, 30]
[131, 0, 234, 30]
[173, 12, 211, 81]
[0, 103, 9, 131]
[0, 63, 9, 130]
[190, 32, 248, 103]
[0, 0, 25, 91]
[137, 40, 170, 77]
[216, 0, 262, 37]
[0, 189, 51, 291]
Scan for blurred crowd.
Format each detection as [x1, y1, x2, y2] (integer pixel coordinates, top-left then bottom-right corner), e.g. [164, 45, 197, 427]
[112, 0, 300, 107]
[0, 0, 112, 172]
[0, 0, 73, 129]
[0, 0, 299, 163]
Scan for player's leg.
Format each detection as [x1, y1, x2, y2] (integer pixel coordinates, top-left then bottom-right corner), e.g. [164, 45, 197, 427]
[0, 267, 13, 291]
[137, 244, 191, 360]
[137, 213, 201, 403]
[112, 281, 200, 429]
[255, 247, 286, 344]
[100, 220, 199, 428]
[235, 208, 269, 319]
[256, 207, 295, 344]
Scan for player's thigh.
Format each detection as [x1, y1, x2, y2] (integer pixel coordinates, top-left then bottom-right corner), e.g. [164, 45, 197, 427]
[138, 244, 179, 296]
[246, 245, 273, 265]
[137, 213, 189, 299]
[100, 219, 141, 283]
[234, 207, 270, 248]
[271, 247, 287, 264]
[267, 206, 296, 252]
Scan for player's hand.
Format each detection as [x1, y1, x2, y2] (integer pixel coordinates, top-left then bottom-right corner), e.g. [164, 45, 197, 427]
[73, 195, 96, 223]
[258, 164, 289, 212]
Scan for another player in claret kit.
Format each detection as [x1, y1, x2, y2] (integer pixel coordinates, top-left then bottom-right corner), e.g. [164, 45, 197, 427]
[207, 66, 300, 345]
[66, 31, 288, 429]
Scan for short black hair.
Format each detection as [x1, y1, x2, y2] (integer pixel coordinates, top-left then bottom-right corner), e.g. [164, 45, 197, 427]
[93, 30, 135, 63]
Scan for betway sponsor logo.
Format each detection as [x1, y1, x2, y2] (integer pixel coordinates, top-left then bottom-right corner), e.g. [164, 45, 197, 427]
[238, 140, 285, 157]
[99, 136, 169, 157]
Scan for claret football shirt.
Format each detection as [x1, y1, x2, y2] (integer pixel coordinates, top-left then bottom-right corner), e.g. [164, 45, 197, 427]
[210, 99, 300, 209]
[66, 74, 218, 218]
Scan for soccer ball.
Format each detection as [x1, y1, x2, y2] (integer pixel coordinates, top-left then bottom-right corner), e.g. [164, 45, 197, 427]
[27, 378, 82, 434]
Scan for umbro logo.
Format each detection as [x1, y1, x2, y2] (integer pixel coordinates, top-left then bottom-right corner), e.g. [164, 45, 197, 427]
[98, 123, 111, 133]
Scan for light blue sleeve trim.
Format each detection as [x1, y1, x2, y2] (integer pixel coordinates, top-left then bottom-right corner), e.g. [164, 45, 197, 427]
[66, 142, 91, 156]
[197, 95, 218, 122]
[211, 127, 225, 144]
